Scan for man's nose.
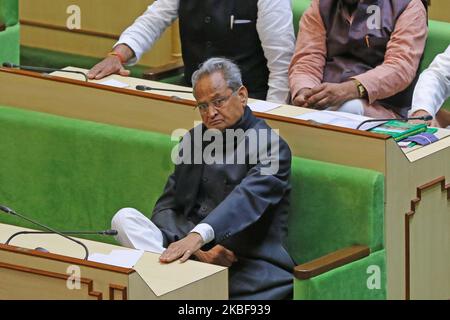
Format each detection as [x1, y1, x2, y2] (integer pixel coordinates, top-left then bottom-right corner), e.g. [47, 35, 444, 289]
[207, 105, 218, 118]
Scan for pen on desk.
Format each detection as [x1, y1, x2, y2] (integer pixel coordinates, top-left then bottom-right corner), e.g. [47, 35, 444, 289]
[230, 15, 234, 30]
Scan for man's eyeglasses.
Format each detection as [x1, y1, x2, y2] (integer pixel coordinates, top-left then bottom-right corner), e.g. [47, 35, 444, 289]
[196, 88, 240, 114]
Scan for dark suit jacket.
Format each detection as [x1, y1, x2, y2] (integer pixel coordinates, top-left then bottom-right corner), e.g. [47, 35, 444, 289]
[151, 107, 294, 299]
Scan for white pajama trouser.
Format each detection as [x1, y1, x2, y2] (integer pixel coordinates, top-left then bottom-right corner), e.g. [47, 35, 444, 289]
[111, 208, 165, 254]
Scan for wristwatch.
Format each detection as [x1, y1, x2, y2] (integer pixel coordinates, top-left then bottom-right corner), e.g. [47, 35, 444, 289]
[353, 79, 368, 98]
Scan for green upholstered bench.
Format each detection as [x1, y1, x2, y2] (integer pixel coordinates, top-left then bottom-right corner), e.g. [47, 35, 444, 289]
[0, 105, 386, 299]
[289, 157, 385, 299]
[291, 0, 450, 111]
[0, 0, 20, 64]
[0, 106, 176, 244]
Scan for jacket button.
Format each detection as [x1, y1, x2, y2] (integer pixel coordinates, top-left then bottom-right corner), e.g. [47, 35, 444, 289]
[206, 41, 212, 48]
[204, 16, 211, 24]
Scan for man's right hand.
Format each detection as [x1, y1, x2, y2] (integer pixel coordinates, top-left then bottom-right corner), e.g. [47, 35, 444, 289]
[410, 109, 438, 127]
[194, 245, 238, 267]
[87, 44, 133, 80]
[292, 88, 313, 108]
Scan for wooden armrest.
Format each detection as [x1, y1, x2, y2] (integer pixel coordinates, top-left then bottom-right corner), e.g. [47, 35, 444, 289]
[0, 24, 6, 32]
[294, 245, 370, 280]
[143, 60, 184, 81]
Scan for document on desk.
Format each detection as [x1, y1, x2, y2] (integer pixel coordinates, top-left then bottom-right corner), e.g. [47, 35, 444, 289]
[248, 101, 281, 113]
[98, 79, 129, 89]
[89, 249, 144, 268]
[295, 110, 384, 131]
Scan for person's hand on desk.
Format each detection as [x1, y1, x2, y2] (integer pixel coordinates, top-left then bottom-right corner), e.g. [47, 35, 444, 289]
[159, 232, 204, 264]
[303, 82, 360, 110]
[292, 88, 313, 108]
[87, 44, 133, 80]
[194, 245, 238, 267]
[410, 109, 438, 127]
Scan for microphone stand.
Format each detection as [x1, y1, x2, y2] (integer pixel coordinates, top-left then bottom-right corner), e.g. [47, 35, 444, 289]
[6, 230, 117, 246]
[356, 115, 433, 130]
[2, 62, 88, 82]
[0, 205, 90, 260]
[136, 85, 193, 94]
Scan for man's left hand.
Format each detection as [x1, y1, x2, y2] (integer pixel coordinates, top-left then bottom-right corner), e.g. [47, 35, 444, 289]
[159, 232, 204, 264]
[306, 81, 360, 110]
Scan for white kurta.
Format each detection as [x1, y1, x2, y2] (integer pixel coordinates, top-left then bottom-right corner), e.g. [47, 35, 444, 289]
[411, 46, 450, 118]
[115, 0, 295, 103]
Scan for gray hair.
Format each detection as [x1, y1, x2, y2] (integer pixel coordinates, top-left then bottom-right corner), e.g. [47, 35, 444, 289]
[191, 57, 243, 92]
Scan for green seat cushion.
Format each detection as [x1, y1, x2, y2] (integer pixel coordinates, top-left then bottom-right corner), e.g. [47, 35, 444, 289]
[288, 157, 384, 264]
[294, 249, 386, 300]
[0, 23, 20, 65]
[0, 0, 19, 27]
[0, 106, 176, 244]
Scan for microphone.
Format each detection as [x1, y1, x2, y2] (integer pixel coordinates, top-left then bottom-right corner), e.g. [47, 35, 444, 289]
[2, 62, 88, 82]
[136, 85, 192, 94]
[356, 115, 433, 130]
[0, 204, 98, 260]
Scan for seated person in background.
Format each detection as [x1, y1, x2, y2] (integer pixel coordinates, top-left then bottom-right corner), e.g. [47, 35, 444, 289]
[87, 0, 295, 103]
[112, 58, 295, 300]
[410, 45, 450, 128]
[289, 0, 428, 119]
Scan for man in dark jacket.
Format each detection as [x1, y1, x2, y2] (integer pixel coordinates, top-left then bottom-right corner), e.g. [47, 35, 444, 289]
[112, 58, 294, 300]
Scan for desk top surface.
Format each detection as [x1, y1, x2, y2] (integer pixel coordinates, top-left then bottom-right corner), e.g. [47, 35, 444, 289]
[0, 223, 226, 296]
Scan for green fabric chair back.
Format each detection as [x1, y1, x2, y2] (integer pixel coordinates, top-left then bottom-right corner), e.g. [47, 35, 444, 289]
[0, 106, 176, 244]
[0, 0, 19, 27]
[0, 23, 20, 64]
[288, 157, 384, 264]
[291, 0, 311, 36]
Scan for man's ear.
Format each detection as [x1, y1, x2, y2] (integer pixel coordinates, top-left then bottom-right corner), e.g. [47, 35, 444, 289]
[238, 86, 248, 106]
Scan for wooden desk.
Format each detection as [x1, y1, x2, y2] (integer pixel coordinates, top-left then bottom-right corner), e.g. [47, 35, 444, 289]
[0, 223, 227, 300]
[19, 0, 182, 67]
[0, 67, 449, 299]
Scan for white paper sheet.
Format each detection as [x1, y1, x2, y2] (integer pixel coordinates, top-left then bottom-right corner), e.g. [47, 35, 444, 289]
[89, 249, 144, 268]
[295, 110, 385, 131]
[248, 101, 281, 113]
[98, 79, 129, 89]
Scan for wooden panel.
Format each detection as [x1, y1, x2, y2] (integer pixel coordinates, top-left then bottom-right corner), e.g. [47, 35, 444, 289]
[20, 0, 155, 35]
[385, 139, 450, 299]
[405, 178, 450, 300]
[0, 247, 130, 300]
[429, 0, 450, 23]
[294, 245, 370, 280]
[0, 68, 389, 173]
[0, 261, 102, 300]
[19, 0, 180, 67]
[109, 284, 128, 300]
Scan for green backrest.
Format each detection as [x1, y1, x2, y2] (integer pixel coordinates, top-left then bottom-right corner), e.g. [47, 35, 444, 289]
[0, 0, 19, 27]
[291, 0, 311, 35]
[288, 157, 384, 264]
[0, 23, 20, 64]
[0, 106, 176, 243]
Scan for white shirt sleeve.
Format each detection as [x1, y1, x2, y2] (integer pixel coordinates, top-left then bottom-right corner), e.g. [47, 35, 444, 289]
[190, 223, 215, 245]
[410, 46, 450, 118]
[114, 0, 180, 65]
[257, 0, 296, 104]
